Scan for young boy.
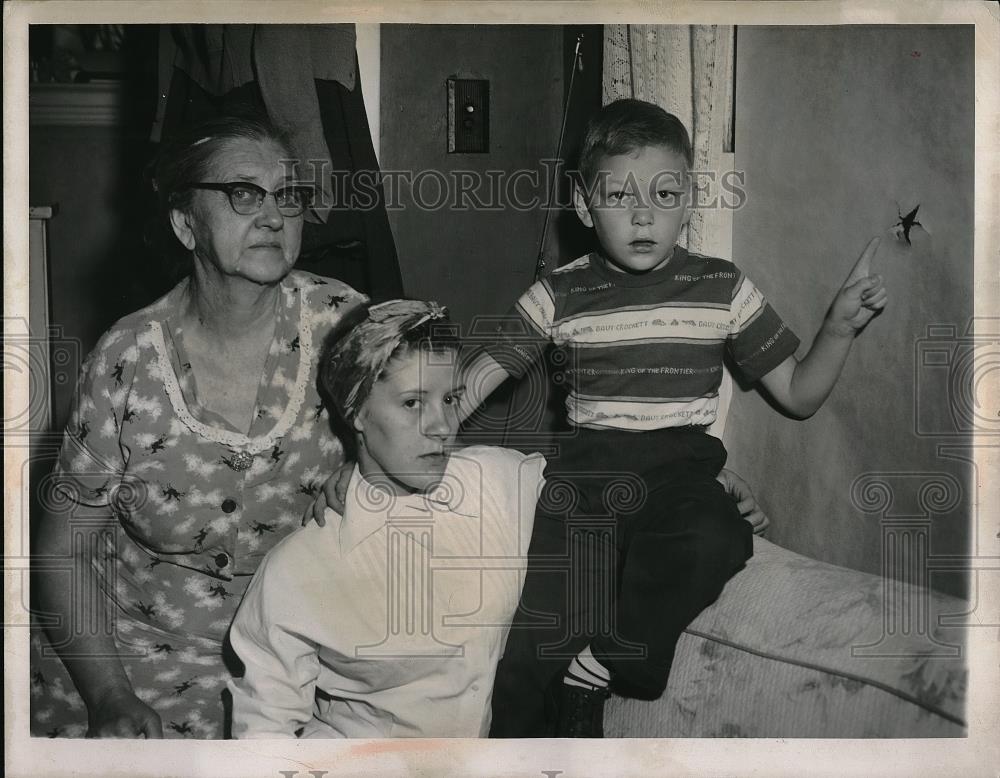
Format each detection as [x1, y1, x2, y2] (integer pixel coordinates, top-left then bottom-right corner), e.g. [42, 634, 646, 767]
[466, 99, 887, 737]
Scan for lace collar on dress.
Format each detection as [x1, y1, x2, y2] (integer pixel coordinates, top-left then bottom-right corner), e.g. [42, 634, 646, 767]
[147, 280, 315, 457]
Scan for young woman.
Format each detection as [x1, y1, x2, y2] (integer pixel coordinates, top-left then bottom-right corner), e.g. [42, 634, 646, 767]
[228, 300, 546, 738]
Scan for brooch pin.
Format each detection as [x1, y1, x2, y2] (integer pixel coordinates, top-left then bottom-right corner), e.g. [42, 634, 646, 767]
[223, 451, 255, 472]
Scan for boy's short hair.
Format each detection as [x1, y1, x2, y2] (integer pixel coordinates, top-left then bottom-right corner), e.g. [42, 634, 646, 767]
[577, 99, 694, 188]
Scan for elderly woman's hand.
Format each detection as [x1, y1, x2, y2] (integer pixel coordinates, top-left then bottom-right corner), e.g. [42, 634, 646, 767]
[87, 687, 163, 738]
[303, 461, 354, 526]
[717, 468, 770, 535]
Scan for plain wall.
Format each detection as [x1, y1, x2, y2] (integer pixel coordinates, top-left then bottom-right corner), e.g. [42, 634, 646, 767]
[379, 24, 565, 331]
[725, 26, 974, 598]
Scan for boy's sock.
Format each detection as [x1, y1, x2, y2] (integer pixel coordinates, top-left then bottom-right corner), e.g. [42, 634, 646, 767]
[563, 644, 611, 691]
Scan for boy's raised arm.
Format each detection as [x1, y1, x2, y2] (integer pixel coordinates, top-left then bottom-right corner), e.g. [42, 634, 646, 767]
[759, 237, 886, 418]
[459, 349, 512, 422]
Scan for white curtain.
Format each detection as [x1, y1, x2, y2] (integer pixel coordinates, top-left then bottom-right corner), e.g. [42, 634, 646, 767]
[602, 24, 737, 437]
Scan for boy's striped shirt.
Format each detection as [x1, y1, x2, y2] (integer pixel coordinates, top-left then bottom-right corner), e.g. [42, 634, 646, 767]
[487, 247, 800, 431]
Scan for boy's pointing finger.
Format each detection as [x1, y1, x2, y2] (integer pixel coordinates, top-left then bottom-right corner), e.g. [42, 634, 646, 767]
[844, 236, 881, 286]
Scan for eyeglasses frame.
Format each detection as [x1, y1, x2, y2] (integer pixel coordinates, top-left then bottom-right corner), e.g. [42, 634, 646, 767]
[179, 181, 315, 217]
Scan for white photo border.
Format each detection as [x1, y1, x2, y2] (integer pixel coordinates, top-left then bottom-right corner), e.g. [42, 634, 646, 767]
[5, 1, 998, 776]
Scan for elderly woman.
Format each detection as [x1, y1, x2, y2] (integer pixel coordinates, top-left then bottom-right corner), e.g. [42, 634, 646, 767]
[31, 115, 365, 738]
[227, 300, 546, 738]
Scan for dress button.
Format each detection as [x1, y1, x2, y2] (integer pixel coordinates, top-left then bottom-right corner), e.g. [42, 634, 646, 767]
[215, 553, 230, 568]
[221, 499, 238, 514]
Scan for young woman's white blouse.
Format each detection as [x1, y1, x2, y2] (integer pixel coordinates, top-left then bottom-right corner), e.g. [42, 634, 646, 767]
[228, 445, 546, 738]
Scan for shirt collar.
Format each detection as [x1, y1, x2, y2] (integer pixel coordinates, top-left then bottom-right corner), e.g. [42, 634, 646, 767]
[338, 454, 480, 553]
[588, 245, 688, 288]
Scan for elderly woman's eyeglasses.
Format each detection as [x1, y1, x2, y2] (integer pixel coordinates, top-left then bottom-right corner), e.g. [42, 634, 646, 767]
[181, 182, 315, 217]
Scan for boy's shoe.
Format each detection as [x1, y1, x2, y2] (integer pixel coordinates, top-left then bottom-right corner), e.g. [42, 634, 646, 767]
[545, 677, 611, 738]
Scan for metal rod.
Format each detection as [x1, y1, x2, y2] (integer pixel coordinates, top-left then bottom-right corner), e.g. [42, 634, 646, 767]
[626, 25, 636, 99]
[533, 32, 584, 282]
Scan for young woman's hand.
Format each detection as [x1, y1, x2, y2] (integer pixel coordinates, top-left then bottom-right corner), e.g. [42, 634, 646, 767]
[86, 686, 163, 738]
[302, 461, 354, 526]
[717, 468, 770, 535]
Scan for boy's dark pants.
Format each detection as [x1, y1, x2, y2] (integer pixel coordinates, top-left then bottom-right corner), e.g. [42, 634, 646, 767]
[489, 427, 753, 737]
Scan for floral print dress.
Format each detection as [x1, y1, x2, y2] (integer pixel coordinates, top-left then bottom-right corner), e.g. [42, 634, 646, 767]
[30, 270, 365, 738]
